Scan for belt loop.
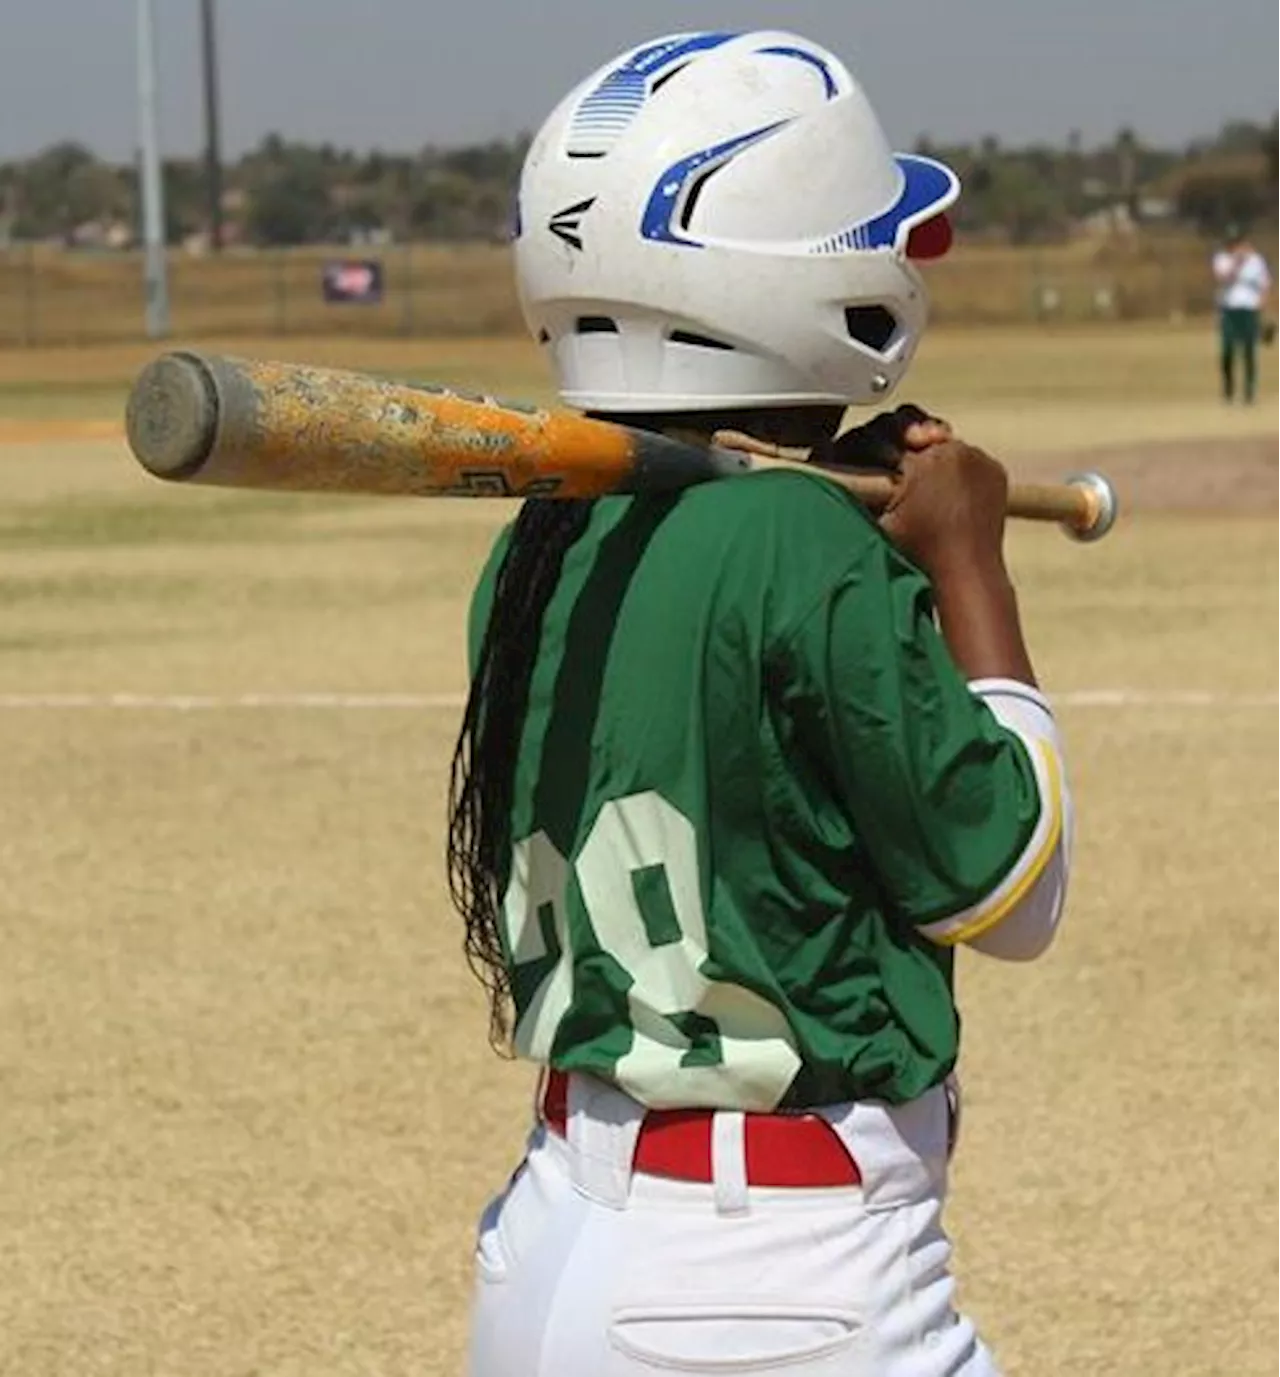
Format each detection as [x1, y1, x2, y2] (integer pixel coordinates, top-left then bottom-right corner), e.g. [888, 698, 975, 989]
[566, 1073, 644, 1211]
[944, 1072, 962, 1161]
[711, 1111, 749, 1215]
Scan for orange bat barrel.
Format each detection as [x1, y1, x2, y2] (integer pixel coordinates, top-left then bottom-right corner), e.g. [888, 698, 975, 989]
[125, 352, 747, 500]
[126, 352, 1117, 542]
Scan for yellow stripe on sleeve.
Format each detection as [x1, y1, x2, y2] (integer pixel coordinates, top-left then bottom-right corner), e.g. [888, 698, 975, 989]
[924, 741, 1065, 948]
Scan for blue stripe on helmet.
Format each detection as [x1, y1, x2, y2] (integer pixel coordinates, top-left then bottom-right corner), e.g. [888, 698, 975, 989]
[755, 44, 839, 98]
[641, 121, 791, 248]
[624, 30, 739, 75]
[567, 32, 741, 158]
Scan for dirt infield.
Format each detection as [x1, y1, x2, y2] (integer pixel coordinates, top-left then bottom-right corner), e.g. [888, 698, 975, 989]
[1017, 432, 1279, 513]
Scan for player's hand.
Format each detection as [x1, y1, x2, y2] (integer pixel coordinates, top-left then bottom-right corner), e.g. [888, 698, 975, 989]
[878, 440, 1009, 579]
[813, 404, 951, 471]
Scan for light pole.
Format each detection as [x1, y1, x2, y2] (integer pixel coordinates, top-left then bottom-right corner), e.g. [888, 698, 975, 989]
[200, 0, 224, 252]
[136, 0, 170, 337]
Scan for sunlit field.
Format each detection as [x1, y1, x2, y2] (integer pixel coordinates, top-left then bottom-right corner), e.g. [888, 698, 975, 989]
[0, 322, 1275, 1375]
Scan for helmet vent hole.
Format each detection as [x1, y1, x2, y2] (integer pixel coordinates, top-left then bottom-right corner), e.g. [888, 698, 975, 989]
[575, 316, 619, 334]
[650, 61, 692, 94]
[844, 305, 898, 353]
[679, 163, 729, 231]
[669, 329, 735, 352]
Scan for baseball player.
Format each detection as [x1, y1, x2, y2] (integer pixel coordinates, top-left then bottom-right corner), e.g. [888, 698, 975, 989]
[448, 31, 1073, 1376]
[1212, 224, 1271, 404]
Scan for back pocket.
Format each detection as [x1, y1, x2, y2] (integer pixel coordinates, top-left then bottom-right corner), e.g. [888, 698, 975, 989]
[609, 1301, 863, 1372]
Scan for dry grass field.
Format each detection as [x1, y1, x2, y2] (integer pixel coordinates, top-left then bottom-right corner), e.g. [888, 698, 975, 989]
[0, 244, 525, 347]
[0, 323, 1276, 1375]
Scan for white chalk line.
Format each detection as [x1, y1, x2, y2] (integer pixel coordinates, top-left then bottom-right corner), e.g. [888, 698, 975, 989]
[0, 690, 1273, 711]
[1058, 689, 1277, 708]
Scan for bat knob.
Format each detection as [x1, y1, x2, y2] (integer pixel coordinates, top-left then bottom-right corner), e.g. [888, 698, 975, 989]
[1063, 470, 1118, 542]
[125, 352, 220, 480]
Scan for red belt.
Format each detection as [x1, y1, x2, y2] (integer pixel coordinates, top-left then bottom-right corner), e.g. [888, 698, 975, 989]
[540, 1069, 860, 1188]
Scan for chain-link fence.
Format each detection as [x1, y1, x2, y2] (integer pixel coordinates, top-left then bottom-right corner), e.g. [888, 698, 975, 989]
[0, 235, 1249, 347]
[0, 243, 523, 346]
[920, 235, 1232, 324]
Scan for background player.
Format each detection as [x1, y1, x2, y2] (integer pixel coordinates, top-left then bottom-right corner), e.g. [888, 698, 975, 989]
[1212, 223, 1272, 403]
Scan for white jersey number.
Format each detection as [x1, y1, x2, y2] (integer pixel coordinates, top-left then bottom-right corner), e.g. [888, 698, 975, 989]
[502, 791, 800, 1109]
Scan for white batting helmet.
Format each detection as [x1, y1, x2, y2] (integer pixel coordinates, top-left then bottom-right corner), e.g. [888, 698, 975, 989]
[514, 30, 959, 414]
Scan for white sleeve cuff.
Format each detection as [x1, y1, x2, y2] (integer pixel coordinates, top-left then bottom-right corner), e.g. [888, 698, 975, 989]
[967, 678, 1058, 744]
[915, 679, 1072, 960]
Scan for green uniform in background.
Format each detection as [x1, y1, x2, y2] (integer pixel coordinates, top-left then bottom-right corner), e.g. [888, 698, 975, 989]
[1219, 307, 1261, 402]
[1213, 243, 1272, 403]
[468, 471, 1043, 1112]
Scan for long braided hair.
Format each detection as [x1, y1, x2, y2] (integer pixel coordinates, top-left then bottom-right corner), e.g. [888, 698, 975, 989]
[447, 497, 595, 1049]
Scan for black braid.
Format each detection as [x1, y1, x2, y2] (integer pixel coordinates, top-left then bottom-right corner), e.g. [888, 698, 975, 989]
[447, 498, 596, 1050]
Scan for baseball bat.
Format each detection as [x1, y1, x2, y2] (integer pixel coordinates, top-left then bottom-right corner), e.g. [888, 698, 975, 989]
[125, 352, 1117, 541]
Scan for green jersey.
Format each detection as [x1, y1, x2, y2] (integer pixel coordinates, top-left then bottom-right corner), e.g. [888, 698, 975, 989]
[467, 471, 1043, 1111]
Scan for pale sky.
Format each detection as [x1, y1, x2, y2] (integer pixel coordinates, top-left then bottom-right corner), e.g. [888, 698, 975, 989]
[1, 0, 1276, 161]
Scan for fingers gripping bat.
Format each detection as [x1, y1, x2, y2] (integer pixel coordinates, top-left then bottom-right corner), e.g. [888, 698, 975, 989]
[125, 352, 1117, 541]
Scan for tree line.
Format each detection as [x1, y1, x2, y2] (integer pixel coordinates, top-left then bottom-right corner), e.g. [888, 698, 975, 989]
[0, 117, 1274, 249]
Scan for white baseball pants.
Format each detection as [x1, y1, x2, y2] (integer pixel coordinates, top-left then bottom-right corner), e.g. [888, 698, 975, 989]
[466, 1074, 999, 1376]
